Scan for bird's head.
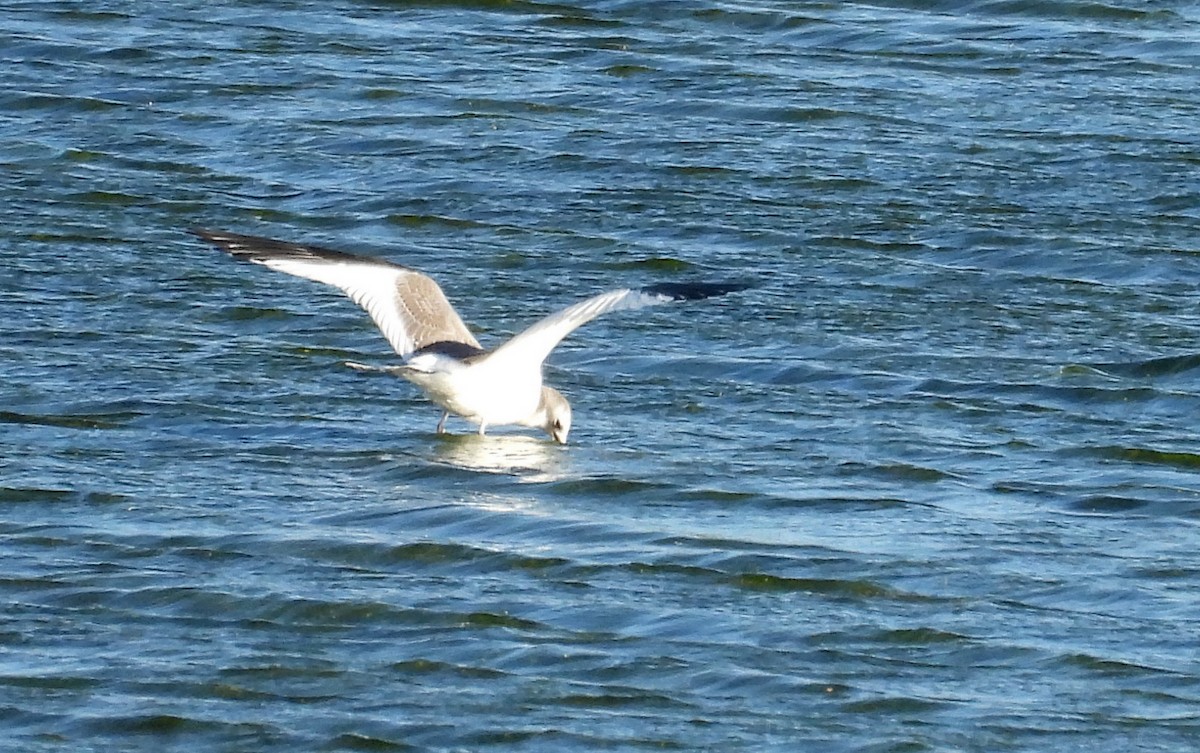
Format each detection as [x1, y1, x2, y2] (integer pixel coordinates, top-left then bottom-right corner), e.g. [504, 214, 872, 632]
[537, 386, 572, 444]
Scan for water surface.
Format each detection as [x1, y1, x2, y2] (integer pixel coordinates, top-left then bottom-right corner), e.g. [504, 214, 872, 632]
[3, 1, 1199, 750]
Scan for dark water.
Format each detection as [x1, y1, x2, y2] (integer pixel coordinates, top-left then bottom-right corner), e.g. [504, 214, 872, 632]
[4, 1, 1200, 750]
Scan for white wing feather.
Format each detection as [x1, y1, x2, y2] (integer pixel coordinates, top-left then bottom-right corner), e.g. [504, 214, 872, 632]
[193, 230, 480, 358]
[486, 288, 680, 368]
[257, 257, 418, 355]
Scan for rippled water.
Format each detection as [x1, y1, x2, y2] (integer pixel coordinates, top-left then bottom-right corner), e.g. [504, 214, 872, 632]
[4, 1, 1200, 750]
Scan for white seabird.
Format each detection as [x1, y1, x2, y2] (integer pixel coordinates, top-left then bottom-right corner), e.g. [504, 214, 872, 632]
[193, 229, 743, 443]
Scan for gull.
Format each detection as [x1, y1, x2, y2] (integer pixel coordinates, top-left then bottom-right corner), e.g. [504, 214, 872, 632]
[193, 229, 743, 443]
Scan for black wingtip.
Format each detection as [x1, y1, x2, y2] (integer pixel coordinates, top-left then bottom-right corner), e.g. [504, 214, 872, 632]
[642, 281, 751, 301]
[190, 228, 261, 262]
[190, 227, 242, 251]
[190, 228, 304, 262]
[190, 228, 386, 267]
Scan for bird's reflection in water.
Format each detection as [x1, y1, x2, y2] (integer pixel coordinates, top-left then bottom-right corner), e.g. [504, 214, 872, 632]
[431, 433, 568, 483]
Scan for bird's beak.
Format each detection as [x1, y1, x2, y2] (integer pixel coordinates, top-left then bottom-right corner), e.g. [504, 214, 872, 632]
[552, 429, 568, 445]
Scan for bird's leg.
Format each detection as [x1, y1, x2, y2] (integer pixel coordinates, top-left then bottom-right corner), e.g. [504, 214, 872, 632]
[436, 411, 448, 434]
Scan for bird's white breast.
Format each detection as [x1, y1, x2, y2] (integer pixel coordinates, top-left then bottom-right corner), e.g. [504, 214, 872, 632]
[402, 354, 543, 427]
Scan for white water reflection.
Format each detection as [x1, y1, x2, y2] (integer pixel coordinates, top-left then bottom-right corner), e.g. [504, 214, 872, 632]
[430, 433, 570, 483]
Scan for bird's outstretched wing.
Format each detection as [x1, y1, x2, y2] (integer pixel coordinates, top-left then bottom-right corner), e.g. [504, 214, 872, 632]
[193, 229, 481, 357]
[487, 282, 746, 368]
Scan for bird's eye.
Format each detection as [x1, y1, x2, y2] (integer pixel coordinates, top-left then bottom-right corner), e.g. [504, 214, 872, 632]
[553, 420, 562, 430]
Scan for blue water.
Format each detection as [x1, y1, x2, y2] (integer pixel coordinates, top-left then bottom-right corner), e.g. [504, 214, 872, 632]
[3, 1, 1200, 750]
